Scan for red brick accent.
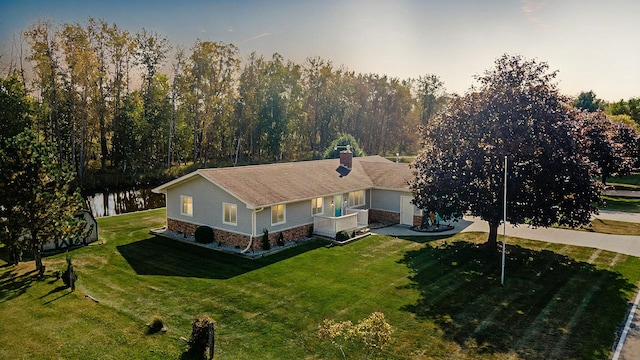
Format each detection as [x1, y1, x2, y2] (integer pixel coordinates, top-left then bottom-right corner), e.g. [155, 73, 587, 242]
[414, 215, 422, 227]
[255, 224, 313, 251]
[166, 218, 313, 251]
[369, 209, 400, 224]
[167, 218, 198, 236]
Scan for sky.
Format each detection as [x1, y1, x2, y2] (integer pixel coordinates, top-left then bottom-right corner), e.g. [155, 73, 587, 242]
[0, 0, 638, 101]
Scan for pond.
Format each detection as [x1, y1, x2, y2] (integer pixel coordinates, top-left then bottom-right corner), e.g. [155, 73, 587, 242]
[85, 188, 165, 217]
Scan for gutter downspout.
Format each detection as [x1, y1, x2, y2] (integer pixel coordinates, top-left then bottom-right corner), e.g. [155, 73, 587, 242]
[241, 207, 264, 253]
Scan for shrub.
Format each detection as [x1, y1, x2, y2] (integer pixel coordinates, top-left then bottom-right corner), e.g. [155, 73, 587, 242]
[194, 226, 214, 244]
[148, 316, 165, 333]
[276, 232, 285, 247]
[336, 230, 351, 242]
[261, 228, 270, 250]
[318, 312, 393, 358]
[187, 315, 214, 355]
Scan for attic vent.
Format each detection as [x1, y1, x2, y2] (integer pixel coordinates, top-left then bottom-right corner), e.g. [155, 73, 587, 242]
[336, 145, 352, 178]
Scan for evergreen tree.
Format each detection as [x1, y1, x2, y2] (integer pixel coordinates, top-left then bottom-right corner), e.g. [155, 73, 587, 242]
[0, 130, 86, 275]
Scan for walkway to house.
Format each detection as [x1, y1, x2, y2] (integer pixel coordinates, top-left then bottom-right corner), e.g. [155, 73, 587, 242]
[372, 210, 640, 360]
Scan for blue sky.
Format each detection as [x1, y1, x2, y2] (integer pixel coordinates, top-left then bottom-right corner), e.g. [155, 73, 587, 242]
[1, 0, 638, 101]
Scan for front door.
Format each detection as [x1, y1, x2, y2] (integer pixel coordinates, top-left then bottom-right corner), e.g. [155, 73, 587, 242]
[400, 196, 414, 225]
[334, 195, 342, 217]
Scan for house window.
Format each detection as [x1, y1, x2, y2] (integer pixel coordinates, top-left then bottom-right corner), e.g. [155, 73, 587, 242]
[223, 203, 237, 225]
[348, 190, 365, 207]
[271, 204, 285, 225]
[181, 196, 193, 216]
[312, 197, 323, 215]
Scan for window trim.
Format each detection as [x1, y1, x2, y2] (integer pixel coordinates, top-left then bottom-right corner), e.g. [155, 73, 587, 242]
[271, 204, 286, 226]
[223, 202, 237, 226]
[180, 195, 193, 217]
[348, 190, 365, 207]
[311, 197, 324, 216]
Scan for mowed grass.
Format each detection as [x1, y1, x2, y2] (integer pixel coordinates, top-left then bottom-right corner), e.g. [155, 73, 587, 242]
[601, 195, 640, 212]
[556, 218, 640, 236]
[608, 173, 640, 189]
[1, 209, 640, 359]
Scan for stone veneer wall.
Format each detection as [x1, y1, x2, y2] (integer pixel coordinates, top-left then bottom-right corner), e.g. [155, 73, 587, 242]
[167, 218, 313, 251]
[368, 209, 421, 227]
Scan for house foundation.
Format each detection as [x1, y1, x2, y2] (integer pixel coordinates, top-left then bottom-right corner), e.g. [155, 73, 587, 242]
[166, 218, 313, 252]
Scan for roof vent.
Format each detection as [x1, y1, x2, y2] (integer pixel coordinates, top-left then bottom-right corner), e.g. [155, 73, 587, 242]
[336, 145, 352, 178]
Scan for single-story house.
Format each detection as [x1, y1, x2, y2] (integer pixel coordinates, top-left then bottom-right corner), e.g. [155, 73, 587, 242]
[151, 154, 422, 251]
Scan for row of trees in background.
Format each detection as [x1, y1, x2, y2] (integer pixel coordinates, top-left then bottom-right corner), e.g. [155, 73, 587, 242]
[3, 18, 446, 187]
[3, 18, 639, 194]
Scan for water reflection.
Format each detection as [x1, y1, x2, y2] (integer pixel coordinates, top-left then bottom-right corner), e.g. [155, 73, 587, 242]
[86, 188, 165, 217]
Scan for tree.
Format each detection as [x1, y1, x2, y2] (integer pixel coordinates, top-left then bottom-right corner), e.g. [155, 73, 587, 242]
[410, 54, 602, 248]
[323, 133, 365, 159]
[573, 90, 604, 112]
[0, 130, 86, 276]
[0, 75, 32, 145]
[574, 110, 635, 185]
[24, 20, 64, 163]
[415, 73, 445, 124]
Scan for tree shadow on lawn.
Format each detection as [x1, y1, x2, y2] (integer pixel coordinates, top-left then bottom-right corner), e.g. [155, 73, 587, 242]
[399, 240, 636, 359]
[117, 236, 326, 280]
[0, 267, 56, 303]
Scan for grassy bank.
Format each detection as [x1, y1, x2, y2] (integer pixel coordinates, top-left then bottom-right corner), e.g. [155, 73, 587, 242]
[1, 209, 639, 359]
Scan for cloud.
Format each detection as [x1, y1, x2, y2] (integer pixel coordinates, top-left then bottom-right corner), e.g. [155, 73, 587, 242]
[521, 0, 545, 14]
[241, 32, 272, 43]
[227, 27, 234, 33]
[200, 28, 206, 33]
[521, 0, 547, 29]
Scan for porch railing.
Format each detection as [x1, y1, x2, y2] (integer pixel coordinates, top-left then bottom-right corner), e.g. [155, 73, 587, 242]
[313, 208, 369, 238]
[313, 213, 358, 238]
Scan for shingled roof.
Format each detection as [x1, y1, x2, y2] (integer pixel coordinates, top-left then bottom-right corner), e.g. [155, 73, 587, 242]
[153, 155, 414, 208]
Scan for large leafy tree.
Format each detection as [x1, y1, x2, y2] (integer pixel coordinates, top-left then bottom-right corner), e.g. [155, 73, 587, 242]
[0, 130, 86, 275]
[410, 54, 602, 247]
[574, 110, 636, 185]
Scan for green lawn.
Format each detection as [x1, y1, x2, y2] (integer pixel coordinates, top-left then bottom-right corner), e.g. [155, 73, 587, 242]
[601, 195, 640, 212]
[556, 218, 640, 236]
[608, 173, 640, 189]
[1, 209, 639, 359]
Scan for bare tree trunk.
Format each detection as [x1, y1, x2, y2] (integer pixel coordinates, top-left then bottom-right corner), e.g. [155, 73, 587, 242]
[32, 243, 45, 277]
[487, 220, 499, 249]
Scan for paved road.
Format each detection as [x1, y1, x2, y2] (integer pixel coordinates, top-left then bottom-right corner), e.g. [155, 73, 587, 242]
[373, 212, 640, 360]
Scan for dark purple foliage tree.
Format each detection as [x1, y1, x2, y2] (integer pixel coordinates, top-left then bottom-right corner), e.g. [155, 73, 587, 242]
[410, 54, 602, 248]
[573, 110, 638, 185]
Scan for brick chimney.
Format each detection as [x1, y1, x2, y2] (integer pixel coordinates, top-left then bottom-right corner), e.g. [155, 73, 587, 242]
[339, 148, 352, 170]
[336, 146, 353, 178]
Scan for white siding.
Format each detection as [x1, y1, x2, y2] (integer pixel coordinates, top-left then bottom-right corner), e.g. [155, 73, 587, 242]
[371, 189, 419, 215]
[166, 176, 252, 235]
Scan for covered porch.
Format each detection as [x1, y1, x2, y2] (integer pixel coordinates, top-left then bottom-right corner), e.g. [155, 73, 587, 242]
[313, 208, 369, 239]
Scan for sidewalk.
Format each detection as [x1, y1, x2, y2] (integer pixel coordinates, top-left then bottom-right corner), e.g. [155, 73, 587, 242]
[372, 214, 640, 360]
